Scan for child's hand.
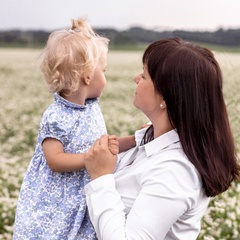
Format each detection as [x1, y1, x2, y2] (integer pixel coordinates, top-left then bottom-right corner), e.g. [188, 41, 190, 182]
[108, 135, 119, 155]
[140, 121, 152, 129]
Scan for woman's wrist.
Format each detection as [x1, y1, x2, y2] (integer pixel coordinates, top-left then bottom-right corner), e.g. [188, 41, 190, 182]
[85, 174, 115, 194]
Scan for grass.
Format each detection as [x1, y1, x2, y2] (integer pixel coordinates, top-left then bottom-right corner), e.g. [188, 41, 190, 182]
[0, 47, 239, 240]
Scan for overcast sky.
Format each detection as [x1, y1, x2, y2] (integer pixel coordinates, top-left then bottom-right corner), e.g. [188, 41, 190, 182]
[1, 0, 240, 32]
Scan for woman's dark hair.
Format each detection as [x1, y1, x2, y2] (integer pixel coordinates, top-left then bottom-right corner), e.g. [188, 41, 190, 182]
[142, 37, 240, 197]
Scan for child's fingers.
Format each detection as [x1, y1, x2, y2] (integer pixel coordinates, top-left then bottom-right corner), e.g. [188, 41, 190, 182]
[108, 146, 119, 155]
[108, 135, 118, 140]
[140, 121, 152, 129]
[108, 141, 119, 154]
[108, 135, 119, 155]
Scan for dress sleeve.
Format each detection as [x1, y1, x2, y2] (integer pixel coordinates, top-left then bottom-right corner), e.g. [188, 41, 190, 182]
[39, 110, 68, 145]
[84, 159, 201, 240]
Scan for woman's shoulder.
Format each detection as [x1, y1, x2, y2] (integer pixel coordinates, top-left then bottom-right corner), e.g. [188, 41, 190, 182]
[145, 148, 203, 191]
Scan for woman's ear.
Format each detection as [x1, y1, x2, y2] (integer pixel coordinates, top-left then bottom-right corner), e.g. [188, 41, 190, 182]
[160, 100, 166, 109]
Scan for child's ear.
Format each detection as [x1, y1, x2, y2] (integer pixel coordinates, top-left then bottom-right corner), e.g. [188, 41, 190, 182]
[83, 76, 91, 85]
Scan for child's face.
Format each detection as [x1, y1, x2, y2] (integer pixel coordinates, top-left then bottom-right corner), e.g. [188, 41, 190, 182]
[87, 53, 107, 98]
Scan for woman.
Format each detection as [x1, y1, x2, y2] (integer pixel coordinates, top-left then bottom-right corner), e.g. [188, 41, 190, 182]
[84, 38, 240, 240]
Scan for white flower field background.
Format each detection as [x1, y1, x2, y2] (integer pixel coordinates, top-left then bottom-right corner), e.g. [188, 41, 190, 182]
[0, 48, 239, 240]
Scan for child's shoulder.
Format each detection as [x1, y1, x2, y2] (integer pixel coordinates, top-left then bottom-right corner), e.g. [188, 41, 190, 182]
[42, 102, 65, 122]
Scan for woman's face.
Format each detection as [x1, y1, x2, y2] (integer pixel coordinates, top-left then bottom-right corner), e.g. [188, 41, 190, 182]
[133, 66, 163, 118]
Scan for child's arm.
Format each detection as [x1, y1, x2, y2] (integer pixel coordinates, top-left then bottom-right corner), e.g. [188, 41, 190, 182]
[42, 137, 120, 173]
[42, 138, 85, 172]
[112, 122, 151, 153]
[117, 135, 136, 153]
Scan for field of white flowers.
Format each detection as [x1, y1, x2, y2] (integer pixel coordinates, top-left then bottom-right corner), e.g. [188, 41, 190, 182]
[0, 47, 239, 240]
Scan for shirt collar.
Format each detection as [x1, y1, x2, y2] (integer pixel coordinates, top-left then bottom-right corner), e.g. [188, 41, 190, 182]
[135, 128, 180, 157]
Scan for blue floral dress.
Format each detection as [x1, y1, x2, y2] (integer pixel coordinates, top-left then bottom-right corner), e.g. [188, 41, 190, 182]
[13, 93, 107, 240]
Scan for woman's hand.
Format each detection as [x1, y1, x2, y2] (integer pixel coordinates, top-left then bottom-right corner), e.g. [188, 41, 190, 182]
[85, 134, 118, 180]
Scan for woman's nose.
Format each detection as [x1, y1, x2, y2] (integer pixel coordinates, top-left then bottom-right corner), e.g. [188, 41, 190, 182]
[134, 74, 141, 84]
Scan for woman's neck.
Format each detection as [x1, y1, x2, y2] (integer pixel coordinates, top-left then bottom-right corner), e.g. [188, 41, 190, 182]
[151, 114, 173, 139]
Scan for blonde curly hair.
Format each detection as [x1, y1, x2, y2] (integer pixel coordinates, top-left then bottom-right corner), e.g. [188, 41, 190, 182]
[40, 17, 109, 95]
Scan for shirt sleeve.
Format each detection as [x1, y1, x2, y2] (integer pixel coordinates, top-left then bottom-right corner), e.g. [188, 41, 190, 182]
[85, 175, 127, 239]
[84, 158, 201, 240]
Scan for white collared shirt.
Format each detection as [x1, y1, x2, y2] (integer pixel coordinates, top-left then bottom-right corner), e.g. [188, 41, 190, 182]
[85, 129, 210, 240]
